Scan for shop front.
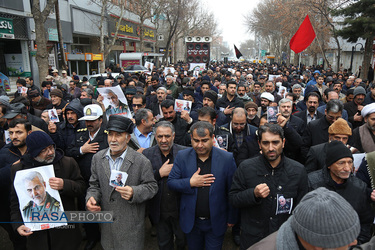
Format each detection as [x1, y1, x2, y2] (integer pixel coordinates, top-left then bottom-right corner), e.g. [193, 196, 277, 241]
[66, 53, 103, 76]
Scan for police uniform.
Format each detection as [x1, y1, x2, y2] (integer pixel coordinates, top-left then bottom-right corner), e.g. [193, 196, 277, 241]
[66, 126, 109, 182]
[23, 192, 60, 221]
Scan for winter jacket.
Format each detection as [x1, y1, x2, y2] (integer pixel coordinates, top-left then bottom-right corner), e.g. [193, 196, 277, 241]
[229, 155, 308, 249]
[308, 167, 372, 244]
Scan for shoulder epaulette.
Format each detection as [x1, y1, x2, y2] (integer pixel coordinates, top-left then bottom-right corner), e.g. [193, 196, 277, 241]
[220, 126, 229, 132]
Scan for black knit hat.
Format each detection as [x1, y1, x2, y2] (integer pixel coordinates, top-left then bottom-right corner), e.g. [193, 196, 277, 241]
[26, 131, 55, 158]
[203, 90, 218, 104]
[182, 88, 194, 97]
[325, 140, 353, 167]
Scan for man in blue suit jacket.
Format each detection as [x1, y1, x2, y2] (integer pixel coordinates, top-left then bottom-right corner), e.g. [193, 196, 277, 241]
[168, 121, 237, 250]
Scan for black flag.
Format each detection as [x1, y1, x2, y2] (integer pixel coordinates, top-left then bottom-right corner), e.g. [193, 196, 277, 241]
[234, 45, 243, 59]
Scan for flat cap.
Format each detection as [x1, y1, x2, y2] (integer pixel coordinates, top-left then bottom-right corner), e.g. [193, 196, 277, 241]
[107, 115, 134, 133]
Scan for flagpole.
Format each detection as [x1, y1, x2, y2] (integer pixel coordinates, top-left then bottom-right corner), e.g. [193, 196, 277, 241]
[309, 21, 330, 67]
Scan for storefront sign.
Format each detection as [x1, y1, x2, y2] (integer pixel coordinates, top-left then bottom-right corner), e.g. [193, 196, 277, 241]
[4, 54, 26, 76]
[48, 28, 58, 42]
[92, 54, 103, 61]
[0, 18, 15, 39]
[110, 15, 156, 42]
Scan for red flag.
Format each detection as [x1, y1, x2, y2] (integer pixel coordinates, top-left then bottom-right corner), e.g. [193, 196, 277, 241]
[290, 15, 316, 54]
[234, 45, 243, 59]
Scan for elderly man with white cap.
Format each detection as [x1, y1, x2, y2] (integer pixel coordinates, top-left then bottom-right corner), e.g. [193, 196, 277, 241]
[249, 187, 360, 249]
[257, 92, 274, 117]
[60, 70, 72, 85]
[351, 102, 375, 153]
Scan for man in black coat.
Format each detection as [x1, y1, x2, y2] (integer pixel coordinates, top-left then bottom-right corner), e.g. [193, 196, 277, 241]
[216, 80, 244, 120]
[279, 98, 304, 136]
[305, 118, 352, 173]
[344, 86, 366, 129]
[0, 119, 31, 249]
[160, 99, 192, 146]
[49, 99, 86, 151]
[294, 92, 323, 127]
[2, 103, 48, 132]
[196, 107, 236, 156]
[308, 141, 372, 244]
[10, 131, 85, 250]
[229, 123, 308, 249]
[302, 99, 347, 159]
[143, 121, 186, 250]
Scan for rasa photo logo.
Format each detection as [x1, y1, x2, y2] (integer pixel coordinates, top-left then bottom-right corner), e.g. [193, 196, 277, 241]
[26, 211, 114, 224]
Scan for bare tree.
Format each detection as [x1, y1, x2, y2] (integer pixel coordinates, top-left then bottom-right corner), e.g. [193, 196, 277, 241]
[93, 0, 127, 72]
[161, 0, 183, 64]
[129, 0, 165, 52]
[55, 0, 67, 70]
[31, 0, 57, 79]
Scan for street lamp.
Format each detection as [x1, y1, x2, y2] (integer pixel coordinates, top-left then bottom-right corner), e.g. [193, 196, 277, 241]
[349, 43, 364, 73]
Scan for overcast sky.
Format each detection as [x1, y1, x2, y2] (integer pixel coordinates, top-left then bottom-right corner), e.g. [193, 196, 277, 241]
[202, 0, 262, 46]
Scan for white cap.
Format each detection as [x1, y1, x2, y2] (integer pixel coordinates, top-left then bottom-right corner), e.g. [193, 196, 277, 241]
[52, 69, 58, 73]
[361, 103, 375, 118]
[261, 92, 275, 102]
[79, 104, 103, 121]
[61, 70, 67, 74]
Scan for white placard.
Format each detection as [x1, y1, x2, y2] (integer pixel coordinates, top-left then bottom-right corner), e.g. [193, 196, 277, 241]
[144, 61, 154, 71]
[14, 165, 67, 231]
[97, 86, 132, 120]
[174, 99, 192, 113]
[48, 109, 59, 123]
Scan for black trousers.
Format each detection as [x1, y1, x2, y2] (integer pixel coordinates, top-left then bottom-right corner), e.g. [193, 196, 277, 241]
[156, 216, 185, 250]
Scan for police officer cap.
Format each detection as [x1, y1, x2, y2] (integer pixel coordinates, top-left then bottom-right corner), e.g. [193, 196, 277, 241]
[107, 115, 134, 133]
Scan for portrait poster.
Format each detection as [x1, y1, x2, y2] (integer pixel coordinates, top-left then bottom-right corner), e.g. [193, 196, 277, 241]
[18, 86, 28, 94]
[278, 86, 287, 98]
[13, 165, 66, 231]
[4, 130, 11, 144]
[163, 67, 175, 76]
[215, 135, 228, 150]
[48, 109, 59, 123]
[97, 86, 132, 120]
[109, 170, 128, 188]
[189, 63, 206, 78]
[174, 99, 192, 113]
[269, 74, 281, 81]
[144, 61, 154, 71]
[267, 106, 278, 123]
[353, 153, 365, 174]
[275, 194, 293, 215]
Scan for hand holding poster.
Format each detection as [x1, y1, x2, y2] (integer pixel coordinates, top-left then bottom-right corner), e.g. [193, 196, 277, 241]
[14, 165, 67, 231]
[48, 109, 59, 123]
[109, 170, 128, 187]
[96, 86, 132, 120]
[174, 99, 192, 113]
[189, 63, 206, 78]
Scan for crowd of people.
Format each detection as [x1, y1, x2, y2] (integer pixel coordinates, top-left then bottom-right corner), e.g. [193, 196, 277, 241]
[1, 61, 375, 250]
